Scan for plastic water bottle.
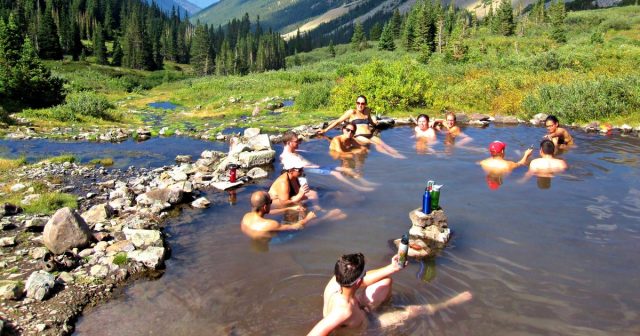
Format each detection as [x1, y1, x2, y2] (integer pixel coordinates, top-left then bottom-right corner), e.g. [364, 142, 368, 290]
[431, 185, 442, 210]
[397, 234, 409, 268]
[422, 190, 431, 214]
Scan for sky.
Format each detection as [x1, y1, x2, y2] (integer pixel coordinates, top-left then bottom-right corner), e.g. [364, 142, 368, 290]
[190, 0, 219, 8]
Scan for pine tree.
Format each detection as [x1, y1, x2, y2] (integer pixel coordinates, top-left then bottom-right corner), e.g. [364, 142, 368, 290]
[549, 0, 567, 43]
[369, 22, 382, 41]
[378, 22, 396, 51]
[70, 22, 83, 61]
[495, 0, 515, 36]
[328, 39, 336, 57]
[351, 22, 367, 51]
[93, 23, 107, 65]
[191, 23, 214, 75]
[390, 9, 403, 39]
[14, 37, 65, 107]
[0, 15, 23, 109]
[37, 0, 63, 59]
[111, 37, 123, 66]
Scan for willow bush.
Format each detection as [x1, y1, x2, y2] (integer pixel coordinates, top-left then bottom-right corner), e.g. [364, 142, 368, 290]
[331, 58, 434, 113]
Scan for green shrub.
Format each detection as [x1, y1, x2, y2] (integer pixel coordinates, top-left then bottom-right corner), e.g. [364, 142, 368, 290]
[531, 51, 561, 71]
[600, 18, 631, 31]
[88, 157, 114, 166]
[331, 58, 434, 112]
[66, 92, 114, 119]
[296, 81, 333, 112]
[113, 252, 128, 266]
[522, 76, 640, 123]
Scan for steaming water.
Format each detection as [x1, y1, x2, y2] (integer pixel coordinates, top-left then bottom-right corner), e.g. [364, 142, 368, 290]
[68, 125, 640, 335]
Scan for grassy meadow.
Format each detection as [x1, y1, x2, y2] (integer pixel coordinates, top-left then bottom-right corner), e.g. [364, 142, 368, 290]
[13, 5, 640, 133]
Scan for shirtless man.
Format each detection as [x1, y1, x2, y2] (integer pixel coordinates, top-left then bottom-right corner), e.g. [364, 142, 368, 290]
[479, 141, 533, 174]
[307, 253, 473, 336]
[329, 122, 367, 155]
[529, 139, 568, 176]
[543, 115, 574, 150]
[281, 131, 375, 191]
[241, 191, 316, 240]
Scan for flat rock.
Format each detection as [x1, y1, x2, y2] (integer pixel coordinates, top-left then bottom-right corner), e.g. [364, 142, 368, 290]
[25, 217, 48, 231]
[0, 236, 16, 247]
[247, 134, 271, 151]
[21, 194, 41, 205]
[210, 181, 244, 191]
[247, 167, 268, 179]
[123, 228, 162, 248]
[244, 127, 261, 138]
[492, 115, 520, 124]
[90, 264, 109, 279]
[238, 149, 276, 168]
[128, 246, 165, 269]
[106, 240, 135, 253]
[29, 247, 49, 260]
[175, 155, 192, 163]
[81, 203, 114, 225]
[409, 209, 448, 228]
[10, 183, 27, 192]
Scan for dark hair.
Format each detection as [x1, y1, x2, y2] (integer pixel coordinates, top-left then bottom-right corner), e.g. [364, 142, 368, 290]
[282, 131, 299, 144]
[545, 115, 559, 125]
[417, 114, 429, 123]
[342, 120, 357, 130]
[356, 95, 367, 104]
[334, 253, 365, 287]
[540, 139, 555, 155]
[250, 191, 271, 211]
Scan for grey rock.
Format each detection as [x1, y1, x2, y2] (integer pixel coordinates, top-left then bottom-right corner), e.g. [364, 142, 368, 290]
[128, 246, 165, 269]
[247, 167, 268, 179]
[57, 272, 74, 284]
[81, 203, 114, 225]
[29, 247, 49, 260]
[78, 248, 93, 258]
[0, 236, 16, 247]
[175, 155, 192, 163]
[106, 240, 135, 253]
[90, 264, 109, 279]
[248, 134, 272, 151]
[25, 270, 55, 301]
[25, 217, 48, 231]
[123, 228, 162, 248]
[0, 280, 23, 300]
[244, 127, 261, 138]
[530, 113, 548, 125]
[409, 209, 448, 228]
[168, 169, 188, 182]
[10, 183, 27, 192]
[170, 181, 193, 194]
[43, 207, 94, 255]
[36, 324, 47, 332]
[201, 150, 226, 160]
[238, 149, 276, 168]
[94, 241, 109, 252]
[136, 188, 183, 206]
[191, 197, 211, 208]
[492, 115, 520, 124]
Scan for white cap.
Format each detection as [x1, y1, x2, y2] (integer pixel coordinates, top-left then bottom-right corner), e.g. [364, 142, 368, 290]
[282, 156, 306, 170]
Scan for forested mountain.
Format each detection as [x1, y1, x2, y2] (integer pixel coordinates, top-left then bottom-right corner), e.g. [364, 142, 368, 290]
[150, 0, 201, 16]
[0, 0, 287, 111]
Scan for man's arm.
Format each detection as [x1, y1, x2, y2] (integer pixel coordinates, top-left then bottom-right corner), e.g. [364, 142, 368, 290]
[362, 255, 404, 287]
[272, 178, 309, 208]
[514, 148, 533, 167]
[307, 309, 350, 336]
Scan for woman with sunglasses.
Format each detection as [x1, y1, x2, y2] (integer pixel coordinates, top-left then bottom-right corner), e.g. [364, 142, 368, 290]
[329, 121, 367, 155]
[318, 95, 405, 159]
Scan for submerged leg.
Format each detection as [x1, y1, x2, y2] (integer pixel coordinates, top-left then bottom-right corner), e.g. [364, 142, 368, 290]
[376, 291, 473, 329]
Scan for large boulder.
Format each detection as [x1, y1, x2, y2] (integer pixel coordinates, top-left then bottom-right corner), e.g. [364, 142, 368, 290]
[247, 134, 271, 151]
[0, 280, 23, 300]
[25, 271, 55, 301]
[43, 207, 94, 255]
[238, 149, 276, 168]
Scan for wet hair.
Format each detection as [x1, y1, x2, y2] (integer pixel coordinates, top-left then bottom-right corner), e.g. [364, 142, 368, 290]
[356, 95, 367, 104]
[334, 253, 365, 287]
[446, 111, 456, 121]
[545, 115, 559, 125]
[250, 191, 271, 211]
[417, 114, 429, 123]
[540, 139, 555, 155]
[282, 131, 299, 144]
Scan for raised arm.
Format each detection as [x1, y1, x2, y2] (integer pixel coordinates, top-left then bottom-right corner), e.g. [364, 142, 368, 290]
[318, 110, 352, 134]
[515, 148, 533, 167]
[272, 180, 309, 208]
[362, 255, 404, 287]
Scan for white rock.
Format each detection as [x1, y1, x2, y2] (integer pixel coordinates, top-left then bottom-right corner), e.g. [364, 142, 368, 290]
[0, 237, 16, 247]
[25, 270, 55, 301]
[244, 128, 261, 138]
[10, 183, 27, 192]
[90, 265, 109, 279]
[191, 197, 211, 208]
[123, 228, 162, 248]
[128, 246, 165, 269]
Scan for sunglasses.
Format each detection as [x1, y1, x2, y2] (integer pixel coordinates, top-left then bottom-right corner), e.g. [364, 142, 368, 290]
[344, 128, 355, 133]
[356, 102, 366, 105]
[545, 124, 555, 128]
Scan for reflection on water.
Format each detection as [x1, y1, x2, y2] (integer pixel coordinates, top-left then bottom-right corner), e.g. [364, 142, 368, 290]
[74, 125, 640, 335]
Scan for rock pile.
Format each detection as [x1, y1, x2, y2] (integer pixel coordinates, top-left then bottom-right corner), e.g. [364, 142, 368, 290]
[393, 208, 451, 259]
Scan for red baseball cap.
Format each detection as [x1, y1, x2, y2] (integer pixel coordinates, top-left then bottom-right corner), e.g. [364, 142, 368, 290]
[489, 141, 506, 155]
